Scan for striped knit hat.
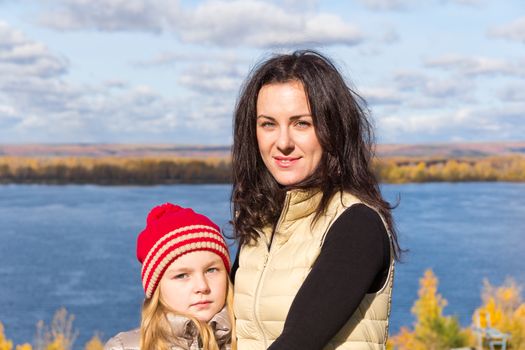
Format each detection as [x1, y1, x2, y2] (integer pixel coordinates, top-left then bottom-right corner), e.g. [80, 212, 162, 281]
[137, 203, 231, 298]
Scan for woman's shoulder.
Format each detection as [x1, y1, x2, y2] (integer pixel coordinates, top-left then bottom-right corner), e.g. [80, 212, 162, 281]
[104, 328, 140, 350]
[328, 202, 389, 249]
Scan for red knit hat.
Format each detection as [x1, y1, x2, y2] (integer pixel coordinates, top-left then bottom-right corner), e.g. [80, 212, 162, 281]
[137, 203, 231, 298]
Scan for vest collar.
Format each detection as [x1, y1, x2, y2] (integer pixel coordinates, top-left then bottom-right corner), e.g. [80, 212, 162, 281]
[283, 188, 323, 222]
[166, 306, 231, 346]
[260, 189, 323, 247]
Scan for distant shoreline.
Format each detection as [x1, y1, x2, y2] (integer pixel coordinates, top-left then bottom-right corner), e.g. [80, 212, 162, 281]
[1, 141, 525, 158]
[1, 153, 524, 184]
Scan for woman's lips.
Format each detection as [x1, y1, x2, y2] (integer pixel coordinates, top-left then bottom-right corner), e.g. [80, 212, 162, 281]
[273, 156, 300, 168]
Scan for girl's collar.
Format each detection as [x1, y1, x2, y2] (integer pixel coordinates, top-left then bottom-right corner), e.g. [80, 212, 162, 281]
[166, 307, 231, 343]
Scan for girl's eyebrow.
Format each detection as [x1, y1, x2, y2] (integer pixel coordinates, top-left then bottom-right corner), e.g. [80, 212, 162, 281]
[165, 267, 191, 274]
[204, 258, 224, 267]
[256, 114, 312, 120]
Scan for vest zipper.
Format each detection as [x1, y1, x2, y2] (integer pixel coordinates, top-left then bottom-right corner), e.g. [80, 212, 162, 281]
[252, 251, 270, 349]
[252, 192, 292, 348]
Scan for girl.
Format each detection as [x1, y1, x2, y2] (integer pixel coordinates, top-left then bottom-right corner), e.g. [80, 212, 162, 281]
[105, 203, 235, 350]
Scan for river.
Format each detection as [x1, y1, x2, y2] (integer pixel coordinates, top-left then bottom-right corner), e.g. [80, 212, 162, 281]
[0, 183, 524, 347]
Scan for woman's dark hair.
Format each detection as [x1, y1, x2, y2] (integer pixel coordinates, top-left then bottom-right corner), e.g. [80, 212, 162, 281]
[231, 49, 401, 260]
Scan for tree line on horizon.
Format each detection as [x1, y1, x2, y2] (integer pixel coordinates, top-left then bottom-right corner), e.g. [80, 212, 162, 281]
[0, 154, 524, 185]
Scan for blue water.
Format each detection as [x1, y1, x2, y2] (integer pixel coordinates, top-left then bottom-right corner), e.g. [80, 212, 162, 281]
[0, 183, 524, 348]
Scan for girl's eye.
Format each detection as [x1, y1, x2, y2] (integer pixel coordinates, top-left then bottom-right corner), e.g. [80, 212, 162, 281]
[174, 273, 189, 280]
[206, 267, 219, 274]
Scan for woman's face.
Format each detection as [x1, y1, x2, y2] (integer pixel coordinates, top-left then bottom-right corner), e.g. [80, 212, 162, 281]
[256, 80, 323, 186]
[159, 251, 228, 322]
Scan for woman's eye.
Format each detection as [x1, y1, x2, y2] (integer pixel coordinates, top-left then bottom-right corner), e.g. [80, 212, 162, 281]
[259, 121, 275, 128]
[295, 120, 311, 128]
[174, 273, 189, 279]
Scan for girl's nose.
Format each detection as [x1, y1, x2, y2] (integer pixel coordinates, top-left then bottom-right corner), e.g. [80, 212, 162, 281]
[276, 127, 294, 154]
[194, 274, 211, 294]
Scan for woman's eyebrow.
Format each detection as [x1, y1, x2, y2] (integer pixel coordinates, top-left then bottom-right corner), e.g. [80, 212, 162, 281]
[256, 114, 312, 119]
[289, 114, 312, 120]
[256, 114, 275, 120]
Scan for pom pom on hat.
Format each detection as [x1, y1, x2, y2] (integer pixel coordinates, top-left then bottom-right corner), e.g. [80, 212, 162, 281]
[137, 203, 231, 298]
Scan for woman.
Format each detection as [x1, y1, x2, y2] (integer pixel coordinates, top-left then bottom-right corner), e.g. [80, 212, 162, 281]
[230, 50, 401, 350]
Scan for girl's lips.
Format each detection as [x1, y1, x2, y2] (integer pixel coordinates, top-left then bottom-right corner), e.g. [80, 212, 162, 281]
[273, 156, 300, 168]
[191, 300, 212, 308]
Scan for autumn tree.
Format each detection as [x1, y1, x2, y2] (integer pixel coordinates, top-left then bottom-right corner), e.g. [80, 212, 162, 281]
[84, 334, 104, 350]
[389, 269, 468, 350]
[0, 323, 31, 350]
[0, 323, 13, 350]
[475, 278, 525, 349]
[34, 308, 78, 350]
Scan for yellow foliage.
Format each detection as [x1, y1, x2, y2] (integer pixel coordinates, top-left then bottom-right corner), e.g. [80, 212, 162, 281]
[34, 308, 78, 350]
[389, 326, 427, 350]
[0, 323, 13, 350]
[474, 278, 525, 349]
[390, 269, 468, 350]
[84, 334, 104, 350]
[2, 154, 525, 184]
[373, 155, 525, 183]
[44, 336, 65, 350]
[15, 345, 31, 350]
[0, 323, 32, 350]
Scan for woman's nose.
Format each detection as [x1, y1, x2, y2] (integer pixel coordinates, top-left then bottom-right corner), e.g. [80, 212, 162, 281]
[276, 127, 294, 154]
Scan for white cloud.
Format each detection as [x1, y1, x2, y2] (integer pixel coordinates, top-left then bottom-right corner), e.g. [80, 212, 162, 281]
[488, 16, 525, 44]
[38, 0, 173, 32]
[424, 54, 525, 78]
[178, 1, 362, 47]
[422, 78, 473, 99]
[360, 87, 403, 105]
[178, 63, 246, 94]
[0, 21, 68, 78]
[0, 76, 188, 142]
[37, 0, 363, 48]
[499, 84, 525, 102]
[0, 20, 245, 144]
[446, 0, 483, 7]
[392, 71, 428, 91]
[358, 0, 418, 11]
[378, 104, 525, 142]
[391, 70, 473, 102]
[0, 21, 236, 143]
[279, 0, 319, 12]
[381, 28, 400, 44]
[134, 51, 246, 67]
[179, 95, 233, 131]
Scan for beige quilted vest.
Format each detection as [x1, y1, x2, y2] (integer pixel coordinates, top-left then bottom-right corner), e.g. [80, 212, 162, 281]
[234, 190, 395, 350]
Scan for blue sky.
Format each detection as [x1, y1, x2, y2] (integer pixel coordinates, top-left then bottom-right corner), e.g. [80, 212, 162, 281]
[0, 0, 523, 144]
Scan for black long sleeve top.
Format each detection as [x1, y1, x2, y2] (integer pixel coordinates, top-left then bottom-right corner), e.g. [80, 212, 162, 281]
[231, 204, 391, 350]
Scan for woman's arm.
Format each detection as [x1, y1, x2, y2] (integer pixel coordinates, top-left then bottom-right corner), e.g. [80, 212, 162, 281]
[268, 204, 390, 350]
[230, 248, 239, 284]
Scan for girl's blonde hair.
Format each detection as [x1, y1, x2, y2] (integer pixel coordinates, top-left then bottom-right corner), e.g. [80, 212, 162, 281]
[140, 277, 236, 350]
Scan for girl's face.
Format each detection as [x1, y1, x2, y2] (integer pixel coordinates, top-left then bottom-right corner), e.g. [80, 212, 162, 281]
[159, 251, 228, 322]
[256, 80, 323, 186]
